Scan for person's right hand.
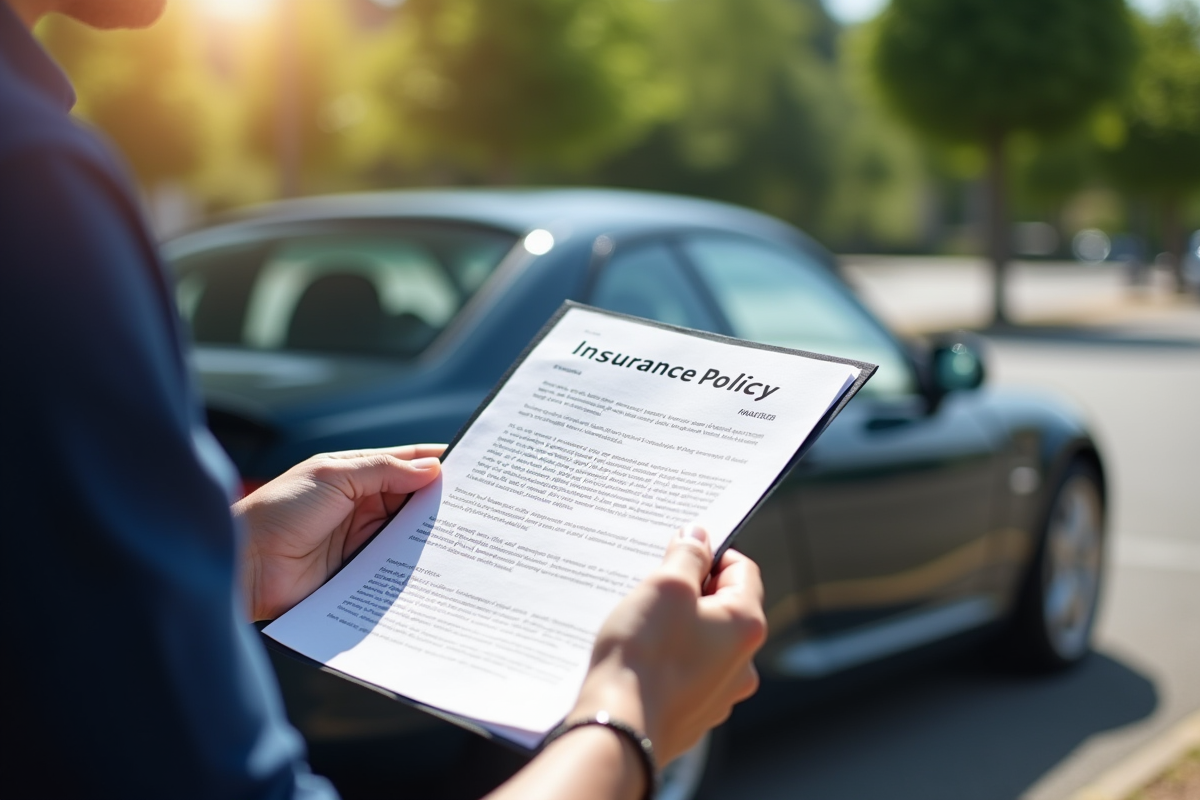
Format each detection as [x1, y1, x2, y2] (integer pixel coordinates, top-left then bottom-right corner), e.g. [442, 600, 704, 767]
[568, 524, 767, 764]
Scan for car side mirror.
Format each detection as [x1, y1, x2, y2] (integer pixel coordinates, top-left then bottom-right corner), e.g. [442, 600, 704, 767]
[931, 338, 986, 394]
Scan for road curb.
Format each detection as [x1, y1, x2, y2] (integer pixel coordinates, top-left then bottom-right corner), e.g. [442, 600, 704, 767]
[1069, 710, 1200, 800]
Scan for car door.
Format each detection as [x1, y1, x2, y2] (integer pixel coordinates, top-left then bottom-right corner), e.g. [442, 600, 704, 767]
[585, 237, 812, 643]
[678, 234, 1003, 677]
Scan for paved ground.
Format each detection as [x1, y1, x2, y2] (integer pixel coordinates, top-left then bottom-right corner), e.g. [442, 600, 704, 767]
[991, 333, 1199, 800]
[840, 256, 1189, 336]
[707, 257, 1200, 800]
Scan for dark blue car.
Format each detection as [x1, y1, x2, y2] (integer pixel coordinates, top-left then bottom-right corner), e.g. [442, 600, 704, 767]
[166, 188, 1106, 799]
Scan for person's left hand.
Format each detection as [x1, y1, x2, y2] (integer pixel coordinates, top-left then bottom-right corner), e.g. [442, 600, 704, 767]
[233, 444, 445, 621]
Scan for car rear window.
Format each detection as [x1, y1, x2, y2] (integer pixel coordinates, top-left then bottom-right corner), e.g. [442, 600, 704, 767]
[171, 224, 517, 358]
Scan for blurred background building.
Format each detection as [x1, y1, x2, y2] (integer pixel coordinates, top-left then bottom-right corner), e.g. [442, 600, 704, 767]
[35, 0, 1200, 300]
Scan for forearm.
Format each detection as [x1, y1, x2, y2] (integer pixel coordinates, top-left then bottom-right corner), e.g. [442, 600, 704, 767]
[485, 726, 647, 800]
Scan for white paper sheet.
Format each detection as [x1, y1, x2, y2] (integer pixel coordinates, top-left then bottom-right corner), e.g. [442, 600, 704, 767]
[265, 306, 861, 743]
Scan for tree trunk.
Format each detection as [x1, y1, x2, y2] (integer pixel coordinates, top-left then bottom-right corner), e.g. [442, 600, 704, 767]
[984, 130, 1010, 326]
[277, 0, 302, 199]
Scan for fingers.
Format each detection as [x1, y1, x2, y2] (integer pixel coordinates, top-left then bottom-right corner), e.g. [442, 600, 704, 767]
[308, 451, 442, 501]
[579, 531, 767, 763]
[655, 525, 714, 592]
[698, 548, 767, 655]
[704, 549, 764, 605]
[732, 663, 760, 702]
[316, 443, 447, 462]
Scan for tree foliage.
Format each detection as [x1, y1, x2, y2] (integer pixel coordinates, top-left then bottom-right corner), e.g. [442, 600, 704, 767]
[1101, 5, 1200, 199]
[820, 19, 931, 250]
[38, 4, 211, 186]
[41, 0, 1155, 262]
[871, 0, 1137, 323]
[241, 0, 360, 194]
[872, 0, 1137, 143]
[594, 0, 846, 236]
[366, 0, 666, 180]
[1101, 2, 1200, 279]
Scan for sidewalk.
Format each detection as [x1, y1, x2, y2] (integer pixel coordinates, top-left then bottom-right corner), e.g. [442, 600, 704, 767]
[1070, 710, 1200, 800]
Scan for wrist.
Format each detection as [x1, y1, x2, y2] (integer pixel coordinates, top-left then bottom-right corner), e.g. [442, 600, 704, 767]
[570, 661, 657, 744]
[542, 715, 656, 800]
[234, 505, 263, 621]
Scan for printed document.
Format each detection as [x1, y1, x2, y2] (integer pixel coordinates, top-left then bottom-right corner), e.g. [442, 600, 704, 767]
[265, 304, 869, 748]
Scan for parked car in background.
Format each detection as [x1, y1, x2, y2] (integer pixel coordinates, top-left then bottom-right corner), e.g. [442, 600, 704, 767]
[166, 189, 1107, 800]
[1185, 230, 1200, 295]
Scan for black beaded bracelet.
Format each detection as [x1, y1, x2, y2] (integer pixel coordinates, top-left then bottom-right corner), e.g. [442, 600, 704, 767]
[541, 711, 658, 800]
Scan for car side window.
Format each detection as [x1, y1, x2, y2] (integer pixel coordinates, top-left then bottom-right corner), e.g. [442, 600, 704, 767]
[171, 226, 515, 358]
[589, 242, 720, 333]
[682, 235, 917, 397]
[175, 242, 270, 345]
[242, 237, 460, 356]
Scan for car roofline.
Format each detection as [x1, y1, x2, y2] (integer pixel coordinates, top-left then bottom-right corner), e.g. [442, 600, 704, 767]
[164, 187, 840, 275]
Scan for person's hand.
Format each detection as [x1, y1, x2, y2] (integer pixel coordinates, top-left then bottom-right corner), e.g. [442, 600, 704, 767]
[233, 444, 444, 621]
[568, 525, 766, 764]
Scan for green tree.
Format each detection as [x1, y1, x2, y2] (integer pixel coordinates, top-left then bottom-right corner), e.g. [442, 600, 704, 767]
[1012, 130, 1099, 219]
[240, 1, 363, 197]
[821, 19, 932, 252]
[1100, 3, 1200, 289]
[872, 0, 1137, 324]
[365, 0, 665, 182]
[593, 0, 846, 238]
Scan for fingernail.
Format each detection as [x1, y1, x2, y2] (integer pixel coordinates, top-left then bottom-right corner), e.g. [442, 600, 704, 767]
[679, 524, 708, 543]
[410, 457, 441, 470]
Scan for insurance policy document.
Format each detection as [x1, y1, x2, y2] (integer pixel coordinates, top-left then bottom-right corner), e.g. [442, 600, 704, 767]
[265, 304, 867, 748]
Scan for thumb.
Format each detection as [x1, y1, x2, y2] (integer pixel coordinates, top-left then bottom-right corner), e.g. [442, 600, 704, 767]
[322, 454, 442, 500]
[657, 524, 714, 590]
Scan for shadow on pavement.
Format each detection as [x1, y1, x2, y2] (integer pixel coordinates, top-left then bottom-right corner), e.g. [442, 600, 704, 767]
[309, 731, 530, 800]
[303, 645, 1156, 800]
[709, 650, 1157, 800]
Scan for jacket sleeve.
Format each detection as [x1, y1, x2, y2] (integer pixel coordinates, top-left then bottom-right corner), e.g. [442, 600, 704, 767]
[0, 144, 338, 800]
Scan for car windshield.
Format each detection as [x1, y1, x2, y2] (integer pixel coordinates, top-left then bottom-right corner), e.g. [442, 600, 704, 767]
[170, 224, 517, 359]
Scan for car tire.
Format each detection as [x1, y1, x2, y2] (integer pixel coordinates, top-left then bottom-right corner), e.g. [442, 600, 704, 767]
[1005, 459, 1105, 670]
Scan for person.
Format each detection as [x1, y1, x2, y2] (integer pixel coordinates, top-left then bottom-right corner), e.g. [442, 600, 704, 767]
[0, 2, 767, 798]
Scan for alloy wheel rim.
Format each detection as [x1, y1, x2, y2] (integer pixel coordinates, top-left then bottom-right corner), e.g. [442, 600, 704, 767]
[1042, 475, 1103, 660]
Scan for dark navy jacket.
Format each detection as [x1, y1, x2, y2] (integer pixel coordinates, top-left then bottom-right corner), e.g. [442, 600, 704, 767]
[0, 7, 335, 797]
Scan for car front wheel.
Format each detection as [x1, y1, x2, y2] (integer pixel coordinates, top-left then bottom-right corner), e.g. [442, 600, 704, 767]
[1007, 460, 1106, 669]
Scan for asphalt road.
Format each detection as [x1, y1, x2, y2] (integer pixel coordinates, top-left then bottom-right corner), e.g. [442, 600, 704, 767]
[705, 263, 1200, 800]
